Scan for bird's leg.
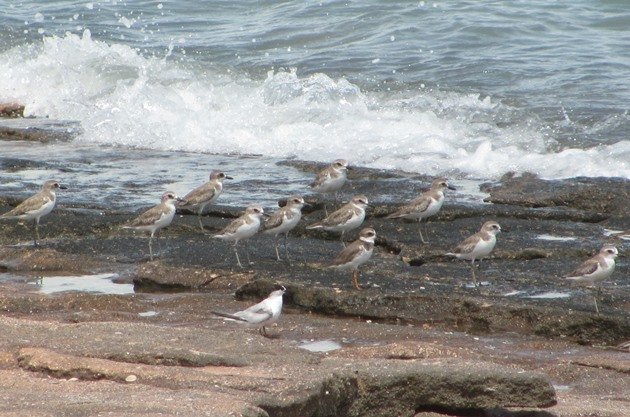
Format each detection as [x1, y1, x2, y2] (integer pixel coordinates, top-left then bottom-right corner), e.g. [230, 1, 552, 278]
[418, 219, 428, 244]
[423, 219, 430, 243]
[156, 231, 163, 254]
[283, 233, 292, 265]
[594, 286, 601, 315]
[233, 242, 243, 268]
[149, 233, 154, 261]
[245, 242, 252, 265]
[273, 235, 281, 261]
[351, 270, 362, 290]
[260, 326, 268, 337]
[197, 212, 204, 231]
[340, 230, 346, 247]
[33, 218, 40, 247]
[470, 259, 478, 287]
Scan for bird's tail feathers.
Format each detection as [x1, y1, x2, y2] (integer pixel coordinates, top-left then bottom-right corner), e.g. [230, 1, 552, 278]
[210, 311, 248, 322]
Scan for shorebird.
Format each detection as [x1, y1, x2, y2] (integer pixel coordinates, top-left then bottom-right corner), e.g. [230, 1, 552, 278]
[178, 170, 233, 231]
[386, 178, 456, 243]
[261, 196, 305, 263]
[446, 221, 502, 286]
[211, 286, 286, 337]
[310, 159, 349, 215]
[1, 180, 67, 246]
[566, 244, 618, 314]
[329, 227, 376, 290]
[213, 205, 265, 268]
[210, 286, 287, 337]
[122, 191, 181, 260]
[306, 195, 369, 246]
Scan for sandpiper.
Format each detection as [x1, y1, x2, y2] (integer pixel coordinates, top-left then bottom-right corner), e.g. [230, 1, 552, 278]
[1, 180, 67, 246]
[211, 286, 286, 337]
[213, 205, 264, 268]
[329, 227, 376, 290]
[306, 195, 369, 246]
[178, 170, 233, 231]
[566, 244, 618, 314]
[261, 196, 305, 263]
[310, 159, 349, 215]
[122, 191, 181, 260]
[386, 178, 456, 243]
[446, 221, 502, 286]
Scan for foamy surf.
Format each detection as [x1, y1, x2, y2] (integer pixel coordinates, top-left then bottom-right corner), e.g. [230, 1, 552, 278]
[1, 31, 628, 180]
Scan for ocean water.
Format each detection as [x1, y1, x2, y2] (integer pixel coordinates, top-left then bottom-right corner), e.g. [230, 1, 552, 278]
[0, 1, 629, 207]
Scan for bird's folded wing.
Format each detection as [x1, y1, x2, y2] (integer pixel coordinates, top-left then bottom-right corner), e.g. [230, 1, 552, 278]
[181, 184, 217, 206]
[567, 259, 599, 278]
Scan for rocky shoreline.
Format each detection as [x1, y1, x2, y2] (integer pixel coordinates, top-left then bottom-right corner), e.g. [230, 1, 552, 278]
[0, 118, 629, 417]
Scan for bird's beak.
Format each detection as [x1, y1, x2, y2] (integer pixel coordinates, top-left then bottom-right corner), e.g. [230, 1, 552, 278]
[225, 175, 234, 180]
[176, 197, 185, 202]
[447, 184, 456, 190]
[58, 185, 68, 190]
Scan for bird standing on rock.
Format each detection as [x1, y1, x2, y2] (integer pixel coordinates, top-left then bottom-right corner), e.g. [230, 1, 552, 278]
[446, 221, 502, 286]
[261, 196, 306, 263]
[329, 227, 377, 290]
[122, 191, 182, 260]
[1, 179, 67, 246]
[566, 244, 618, 314]
[306, 195, 369, 246]
[177, 170, 233, 231]
[213, 205, 265, 268]
[386, 178, 456, 244]
[211, 286, 286, 337]
[310, 159, 349, 215]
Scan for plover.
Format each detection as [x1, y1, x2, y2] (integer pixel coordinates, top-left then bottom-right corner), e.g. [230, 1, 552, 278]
[387, 178, 456, 243]
[178, 170, 233, 231]
[261, 196, 305, 263]
[566, 244, 618, 314]
[446, 221, 502, 286]
[306, 195, 369, 246]
[213, 205, 264, 268]
[310, 159, 349, 215]
[329, 227, 376, 290]
[211, 286, 286, 337]
[122, 191, 181, 260]
[1, 180, 67, 246]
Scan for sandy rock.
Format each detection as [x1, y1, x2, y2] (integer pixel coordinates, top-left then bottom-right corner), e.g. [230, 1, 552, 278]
[133, 263, 253, 291]
[0, 103, 24, 118]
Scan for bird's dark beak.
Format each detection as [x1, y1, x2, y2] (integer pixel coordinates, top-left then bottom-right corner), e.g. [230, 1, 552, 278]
[447, 184, 456, 190]
[346, 166, 353, 171]
[58, 185, 68, 190]
[225, 175, 234, 180]
[176, 197, 185, 202]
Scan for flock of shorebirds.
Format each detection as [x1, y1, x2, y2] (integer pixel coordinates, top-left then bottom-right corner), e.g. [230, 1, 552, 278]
[0, 159, 620, 316]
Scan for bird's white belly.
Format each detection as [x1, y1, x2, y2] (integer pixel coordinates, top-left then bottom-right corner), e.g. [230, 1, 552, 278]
[316, 175, 345, 193]
[328, 211, 365, 232]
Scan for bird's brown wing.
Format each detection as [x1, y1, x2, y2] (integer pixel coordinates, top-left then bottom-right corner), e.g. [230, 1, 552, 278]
[180, 183, 218, 206]
[567, 258, 599, 277]
[331, 241, 365, 266]
[2, 193, 52, 217]
[125, 204, 168, 227]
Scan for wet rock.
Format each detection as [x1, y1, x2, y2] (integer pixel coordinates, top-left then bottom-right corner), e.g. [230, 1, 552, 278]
[483, 173, 630, 216]
[133, 263, 253, 291]
[0, 247, 101, 272]
[0, 103, 24, 118]
[238, 280, 630, 346]
[0, 118, 80, 142]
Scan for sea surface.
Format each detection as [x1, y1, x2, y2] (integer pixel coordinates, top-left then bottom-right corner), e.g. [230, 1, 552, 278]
[0, 0, 629, 208]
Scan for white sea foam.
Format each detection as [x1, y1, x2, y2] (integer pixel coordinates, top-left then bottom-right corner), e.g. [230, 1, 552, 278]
[0, 32, 628, 180]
